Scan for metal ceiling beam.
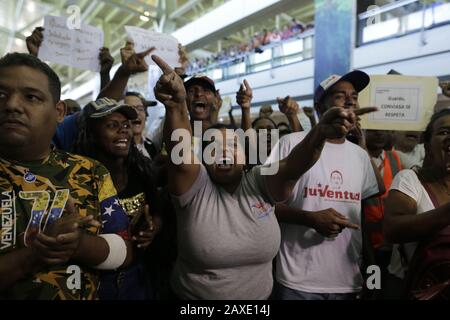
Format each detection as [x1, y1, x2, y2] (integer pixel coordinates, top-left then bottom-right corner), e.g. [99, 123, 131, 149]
[17, 0, 68, 34]
[99, 0, 157, 19]
[104, 7, 120, 22]
[81, 0, 99, 21]
[5, 0, 25, 53]
[169, 0, 198, 20]
[84, 2, 106, 24]
[122, 0, 158, 14]
[280, 12, 293, 23]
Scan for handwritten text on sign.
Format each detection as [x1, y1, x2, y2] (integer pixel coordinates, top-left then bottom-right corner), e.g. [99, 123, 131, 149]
[125, 26, 180, 68]
[39, 16, 104, 72]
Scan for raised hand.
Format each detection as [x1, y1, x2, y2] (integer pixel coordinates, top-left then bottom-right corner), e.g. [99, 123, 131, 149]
[26, 27, 44, 57]
[99, 47, 114, 75]
[152, 54, 187, 108]
[120, 41, 135, 64]
[277, 96, 299, 117]
[120, 41, 154, 75]
[236, 79, 253, 109]
[177, 43, 189, 71]
[318, 107, 377, 140]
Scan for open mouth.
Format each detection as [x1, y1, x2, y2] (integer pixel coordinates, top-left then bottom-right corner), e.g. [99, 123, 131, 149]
[193, 102, 206, 114]
[216, 157, 233, 170]
[113, 138, 129, 148]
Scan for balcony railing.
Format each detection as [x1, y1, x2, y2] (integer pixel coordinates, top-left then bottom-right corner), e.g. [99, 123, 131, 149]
[358, 0, 450, 46]
[188, 29, 315, 82]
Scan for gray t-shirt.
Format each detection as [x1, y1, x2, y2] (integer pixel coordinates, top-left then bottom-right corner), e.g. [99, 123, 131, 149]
[170, 165, 281, 300]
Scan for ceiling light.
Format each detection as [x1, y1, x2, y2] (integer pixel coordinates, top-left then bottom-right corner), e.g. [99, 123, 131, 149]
[26, 1, 36, 12]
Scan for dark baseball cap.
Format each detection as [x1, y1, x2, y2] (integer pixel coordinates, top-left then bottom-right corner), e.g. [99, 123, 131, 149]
[184, 75, 217, 93]
[125, 91, 157, 107]
[83, 97, 137, 120]
[314, 70, 370, 104]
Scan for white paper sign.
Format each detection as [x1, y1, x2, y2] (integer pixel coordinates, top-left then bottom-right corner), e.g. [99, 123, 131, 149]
[39, 16, 104, 71]
[125, 26, 180, 68]
[359, 75, 438, 131]
[369, 83, 422, 122]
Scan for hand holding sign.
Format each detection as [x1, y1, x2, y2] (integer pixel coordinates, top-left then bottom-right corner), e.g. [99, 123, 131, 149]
[120, 44, 155, 75]
[26, 27, 44, 57]
[125, 26, 180, 68]
[99, 47, 114, 75]
[38, 15, 104, 71]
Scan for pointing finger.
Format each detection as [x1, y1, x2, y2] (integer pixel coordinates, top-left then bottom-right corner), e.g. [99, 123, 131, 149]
[151, 54, 173, 75]
[243, 79, 251, 91]
[136, 47, 155, 59]
[335, 218, 360, 230]
[354, 107, 378, 116]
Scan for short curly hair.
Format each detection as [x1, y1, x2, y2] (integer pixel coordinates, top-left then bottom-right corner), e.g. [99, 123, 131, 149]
[0, 52, 61, 103]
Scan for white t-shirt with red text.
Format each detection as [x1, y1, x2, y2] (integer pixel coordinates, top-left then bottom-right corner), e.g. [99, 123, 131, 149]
[267, 132, 379, 293]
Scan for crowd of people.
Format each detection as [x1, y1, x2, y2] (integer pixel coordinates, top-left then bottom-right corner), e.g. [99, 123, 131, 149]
[0, 24, 449, 301]
[188, 18, 314, 73]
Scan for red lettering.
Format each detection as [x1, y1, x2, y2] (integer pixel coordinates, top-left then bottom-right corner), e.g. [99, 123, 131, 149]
[318, 185, 328, 197]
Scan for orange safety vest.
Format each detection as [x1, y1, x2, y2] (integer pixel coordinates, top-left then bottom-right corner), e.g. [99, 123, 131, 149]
[363, 150, 402, 249]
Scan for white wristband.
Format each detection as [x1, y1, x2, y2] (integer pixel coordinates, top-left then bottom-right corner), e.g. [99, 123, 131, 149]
[94, 234, 127, 270]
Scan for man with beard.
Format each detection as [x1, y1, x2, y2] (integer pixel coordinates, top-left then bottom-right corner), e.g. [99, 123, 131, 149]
[267, 70, 385, 300]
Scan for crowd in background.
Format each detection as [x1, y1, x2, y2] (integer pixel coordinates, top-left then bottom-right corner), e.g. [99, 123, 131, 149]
[188, 18, 314, 73]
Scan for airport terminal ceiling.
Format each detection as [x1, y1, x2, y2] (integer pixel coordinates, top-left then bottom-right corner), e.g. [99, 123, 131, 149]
[0, 0, 315, 90]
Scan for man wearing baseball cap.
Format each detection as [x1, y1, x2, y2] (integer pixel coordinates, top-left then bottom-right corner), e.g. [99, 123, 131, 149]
[267, 70, 385, 300]
[83, 97, 138, 119]
[184, 75, 222, 132]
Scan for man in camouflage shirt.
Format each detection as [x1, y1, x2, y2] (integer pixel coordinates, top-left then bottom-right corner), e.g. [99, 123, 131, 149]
[0, 53, 133, 299]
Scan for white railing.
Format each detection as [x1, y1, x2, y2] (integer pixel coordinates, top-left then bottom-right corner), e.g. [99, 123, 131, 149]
[358, 0, 450, 45]
[188, 29, 315, 81]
